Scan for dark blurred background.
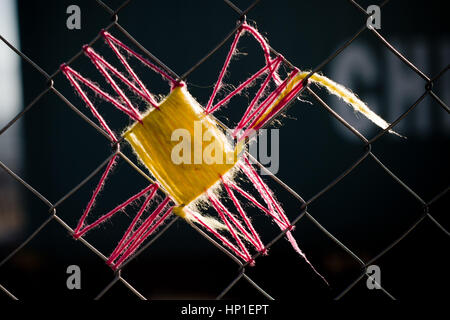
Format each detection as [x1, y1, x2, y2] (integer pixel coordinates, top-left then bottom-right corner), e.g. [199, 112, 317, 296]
[0, 0, 448, 301]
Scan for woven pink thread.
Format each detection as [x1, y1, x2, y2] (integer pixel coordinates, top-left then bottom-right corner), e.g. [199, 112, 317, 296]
[110, 198, 172, 269]
[61, 64, 118, 141]
[102, 31, 157, 106]
[61, 32, 182, 270]
[73, 183, 157, 238]
[241, 156, 290, 227]
[205, 22, 283, 114]
[204, 21, 305, 141]
[221, 177, 265, 252]
[185, 207, 249, 262]
[247, 72, 304, 133]
[101, 31, 179, 88]
[227, 180, 288, 228]
[239, 69, 300, 139]
[205, 28, 243, 112]
[73, 155, 117, 237]
[111, 206, 173, 270]
[208, 192, 253, 263]
[239, 157, 328, 283]
[61, 30, 185, 136]
[107, 185, 159, 264]
[81, 46, 143, 119]
[110, 197, 170, 263]
[240, 23, 282, 85]
[233, 56, 283, 137]
[237, 67, 295, 130]
[83, 45, 157, 111]
[207, 57, 281, 115]
[61, 63, 140, 122]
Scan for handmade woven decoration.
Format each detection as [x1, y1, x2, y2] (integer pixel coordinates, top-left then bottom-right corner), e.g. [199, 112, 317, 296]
[61, 22, 394, 282]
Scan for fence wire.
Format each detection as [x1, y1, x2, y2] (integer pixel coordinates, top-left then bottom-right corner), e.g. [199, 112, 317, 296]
[0, 0, 448, 301]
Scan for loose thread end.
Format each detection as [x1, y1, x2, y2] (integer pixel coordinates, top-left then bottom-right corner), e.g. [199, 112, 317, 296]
[286, 231, 329, 287]
[389, 129, 407, 139]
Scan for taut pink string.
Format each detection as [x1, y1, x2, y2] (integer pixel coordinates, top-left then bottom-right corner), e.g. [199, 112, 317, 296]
[112, 202, 173, 269]
[248, 73, 305, 132]
[61, 31, 181, 271]
[185, 207, 250, 262]
[204, 21, 305, 141]
[233, 56, 283, 137]
[102, 31, 157, 106]
[61, 64, 118, 141]
[240, 23, 282, 85]
[101, 31, 179, 88]
[61, 30, 183, 142]
[205, 28, 243, 113]
[239, 157, 328, 284]
[241, 156, 290, 227]
[107, 185, 158, 265]
[110, 197, 171, 264]
[221, 177, 265, 252]
[83, 45, 157, 111]
[208, 57, 281, 115]
[73, 155, 118, 237]
[205, 22, 284, 114]
[227, 180, 288, 228]
[83, 46, 145, 119]
[208, 192, 252, 263]
[61, 64, 141, 123]
[73, 184, 157, 238]
[239, 69, 300, 139]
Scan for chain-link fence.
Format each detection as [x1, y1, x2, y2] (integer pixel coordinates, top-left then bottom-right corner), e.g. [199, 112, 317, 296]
[0, 0, 448, 301]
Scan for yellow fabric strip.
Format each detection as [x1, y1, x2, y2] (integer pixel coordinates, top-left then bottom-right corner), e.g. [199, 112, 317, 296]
[252, 71, 392, 132]
[123, 86, 239, 208]
[299, 72, 390, 130]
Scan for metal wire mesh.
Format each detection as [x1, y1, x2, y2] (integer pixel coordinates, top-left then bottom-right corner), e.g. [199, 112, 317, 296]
[0, 0, 448, 301]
